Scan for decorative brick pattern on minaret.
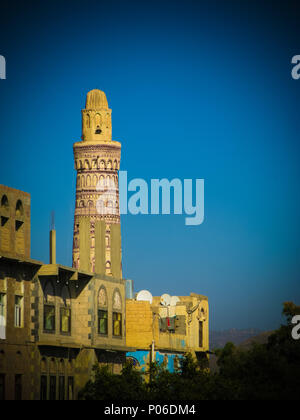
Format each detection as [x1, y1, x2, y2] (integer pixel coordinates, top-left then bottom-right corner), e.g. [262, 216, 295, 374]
[72, 90, 122, 277]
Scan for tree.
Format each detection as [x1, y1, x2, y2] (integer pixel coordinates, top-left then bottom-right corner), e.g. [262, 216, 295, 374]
[79, 302, 300, 400]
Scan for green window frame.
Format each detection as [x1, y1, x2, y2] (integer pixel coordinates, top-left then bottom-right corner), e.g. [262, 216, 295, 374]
[98, 309, 108, 335]
[44, 304, 55, 332]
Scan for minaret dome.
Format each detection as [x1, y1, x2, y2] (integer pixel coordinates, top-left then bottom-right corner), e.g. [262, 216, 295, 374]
[82, 89, 112, 142]
[85, 89, 109, 110]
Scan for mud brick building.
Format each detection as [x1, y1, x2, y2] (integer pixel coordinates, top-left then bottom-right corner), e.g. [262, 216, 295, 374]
[0, 89, 209, 400]
[126, 293, 209, 372]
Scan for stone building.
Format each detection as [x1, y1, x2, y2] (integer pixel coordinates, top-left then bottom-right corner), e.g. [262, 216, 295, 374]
[126, 292, 209, 373]
[0, 89, 209, 399]
[0, 90, 131, 400]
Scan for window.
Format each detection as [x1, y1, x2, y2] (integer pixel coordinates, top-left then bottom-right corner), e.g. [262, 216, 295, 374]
[0, 294, 5, 317]
[199, 321, 203, 348]
[98, 310, 108, 335]
[67, 377, 74, 400]
[15, 200, 24, 218]
[98, 287, 108, 336]
[44, 305, 55, 332]
[1, 195, 9, 209]
[0, 293, 6, 340]
[44, 282, 55, 333]
[113, 312, 122, 337]
[40, 375, 47, 400]
[112, 289, 122, 311]
[59, 376, 65, 400]
[49, 376, 56, 400]
[60, 307, 71, 334]
[60, 286, 71, 334]
[0, 374, 5, 400]
[14, 296, 22, 328]
[112, 289, 122, 337]
[15, 374, 22, 400]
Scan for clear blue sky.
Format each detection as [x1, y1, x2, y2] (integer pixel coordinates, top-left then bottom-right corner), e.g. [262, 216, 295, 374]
[0, 0, 299, 330]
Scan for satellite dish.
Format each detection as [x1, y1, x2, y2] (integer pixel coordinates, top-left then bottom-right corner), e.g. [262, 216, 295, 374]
[161, 294, 171, 306]
[170, 296, 180, 306]
[136, 290, 153, 304]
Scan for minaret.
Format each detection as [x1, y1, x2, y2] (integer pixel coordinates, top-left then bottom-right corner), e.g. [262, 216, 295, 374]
[72, 89, 122, 278]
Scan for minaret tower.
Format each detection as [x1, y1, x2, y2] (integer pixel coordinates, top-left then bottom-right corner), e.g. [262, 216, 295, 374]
[72, 89, 122, 278]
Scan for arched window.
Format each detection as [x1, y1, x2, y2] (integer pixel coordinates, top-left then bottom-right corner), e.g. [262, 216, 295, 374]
[113, 289, 122, 311]
[49, 358, 56, 374]
[15, 200, 25, 254]
[93, 175, 98, 187]
[98, 286, 108, 335]
[112, 289, 122, 337]
[15, 200, 24, 218]
[40, 357, 47, 373]
[44, 282, 55, 304]
[98, 286, 107, 307]
[94, 113, 102, 127]
[1, 195, 9, 209]
[0, 195, 10, 253]
[43, 282, 55, 332]
[60, 285, 71, 334]
[86, 114, 90, 128]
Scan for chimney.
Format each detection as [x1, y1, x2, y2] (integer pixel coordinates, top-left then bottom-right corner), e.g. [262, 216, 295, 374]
[50, 230, 56, 264]
[50, 211, 56, 264]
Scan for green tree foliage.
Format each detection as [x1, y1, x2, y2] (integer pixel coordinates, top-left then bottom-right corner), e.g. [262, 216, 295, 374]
[79, 302, 300, 400]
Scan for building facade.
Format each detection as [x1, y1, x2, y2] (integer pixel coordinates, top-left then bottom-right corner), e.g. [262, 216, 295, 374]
[0, 89, 209, 399]
[0, 91, 131, 400]
[126, 293, 209, 372]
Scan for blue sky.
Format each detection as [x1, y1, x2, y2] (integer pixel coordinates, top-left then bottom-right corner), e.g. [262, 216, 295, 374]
[0, 0, 299, 330]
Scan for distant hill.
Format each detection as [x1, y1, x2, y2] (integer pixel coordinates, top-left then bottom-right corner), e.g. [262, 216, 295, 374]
[209, 329, 273, 373]
[210, 328, 262, 350]
[239, 330, 273, 349]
